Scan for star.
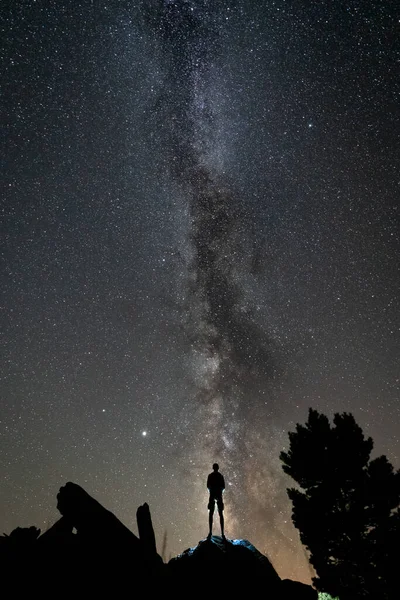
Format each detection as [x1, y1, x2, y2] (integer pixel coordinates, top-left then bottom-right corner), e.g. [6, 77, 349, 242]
[1, 0, 398, 586]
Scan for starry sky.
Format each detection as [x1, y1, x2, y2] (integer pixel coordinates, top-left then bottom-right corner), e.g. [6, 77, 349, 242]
[1, 0, 399, 583]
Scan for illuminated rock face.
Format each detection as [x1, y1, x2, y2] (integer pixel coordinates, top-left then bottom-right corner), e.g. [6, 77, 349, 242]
[168, 535, 317, 599]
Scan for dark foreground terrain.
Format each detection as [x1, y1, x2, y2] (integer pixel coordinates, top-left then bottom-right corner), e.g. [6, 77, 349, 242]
[1, 482, 316, 598]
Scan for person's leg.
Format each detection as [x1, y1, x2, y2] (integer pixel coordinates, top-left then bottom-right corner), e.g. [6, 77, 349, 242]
[218, 507, 224, 537]
[217, 498, 224, 537]
[208, 509, 213, 536]
[208, 498, 215, 536]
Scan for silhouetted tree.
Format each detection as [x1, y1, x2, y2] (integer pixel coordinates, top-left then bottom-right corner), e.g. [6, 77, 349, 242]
[280, 409, 400, 600]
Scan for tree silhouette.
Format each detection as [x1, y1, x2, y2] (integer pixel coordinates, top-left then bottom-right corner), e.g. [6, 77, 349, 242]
[280, 408, 400, 600]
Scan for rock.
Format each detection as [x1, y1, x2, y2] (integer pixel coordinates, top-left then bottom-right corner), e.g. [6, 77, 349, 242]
[53, 482, 164, 593]
[56, 481, 141, 551]
[167, 536, 318, 598]
[0, 483, 317, 598]
[137, 502, 157, 557]
[168, 535, 281, 594]
[37, 516, 75, 547]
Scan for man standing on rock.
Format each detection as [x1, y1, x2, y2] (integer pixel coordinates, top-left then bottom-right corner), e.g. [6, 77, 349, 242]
[207, 463, 225, 539]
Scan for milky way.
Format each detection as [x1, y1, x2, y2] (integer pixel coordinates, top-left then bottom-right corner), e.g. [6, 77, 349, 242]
[1, 0, 399, 583]
[153, 0, 285, 537]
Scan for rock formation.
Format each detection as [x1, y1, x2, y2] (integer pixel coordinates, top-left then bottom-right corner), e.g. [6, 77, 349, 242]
[56, 481, 140, 547]
[1, 482, 317, 598]
[168, 535, 317, 598]
[136, 501, 157, 557]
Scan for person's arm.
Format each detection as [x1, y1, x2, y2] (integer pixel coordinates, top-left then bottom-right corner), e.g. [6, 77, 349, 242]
[207, 474, 211, 490]
[221, 475, 225, 491]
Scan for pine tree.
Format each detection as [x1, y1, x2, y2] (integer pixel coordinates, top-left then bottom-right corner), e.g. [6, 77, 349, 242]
[280, 408, 400, 599]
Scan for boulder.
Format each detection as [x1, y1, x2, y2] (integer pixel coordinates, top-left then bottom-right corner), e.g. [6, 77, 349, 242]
[56, 481, 140, 551]
[168, 535, 317, 598]
[168, 535, 281, 594]
[137, 502, 157, 557]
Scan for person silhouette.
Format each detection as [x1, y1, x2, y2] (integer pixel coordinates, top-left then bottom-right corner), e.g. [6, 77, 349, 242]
[207, 463, 225, 539]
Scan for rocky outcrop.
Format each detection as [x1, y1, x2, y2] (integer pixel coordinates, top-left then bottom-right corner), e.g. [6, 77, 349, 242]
[137, 502, 157, 557]
[1, 482, 164, 595]
[168, 535, 317, 598]
[169, 535, 280, 580]
[1, 483, 317, 598]
[56, 482, 140, 549]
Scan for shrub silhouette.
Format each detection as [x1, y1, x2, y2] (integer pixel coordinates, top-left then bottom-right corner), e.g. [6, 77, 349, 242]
[280, 408, 400, 599]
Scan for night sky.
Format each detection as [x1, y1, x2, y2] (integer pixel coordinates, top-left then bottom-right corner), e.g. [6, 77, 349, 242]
[1, 0, 399, 583]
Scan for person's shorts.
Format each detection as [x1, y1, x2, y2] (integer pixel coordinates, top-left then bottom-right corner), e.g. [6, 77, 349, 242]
[208, 496, 224, 511]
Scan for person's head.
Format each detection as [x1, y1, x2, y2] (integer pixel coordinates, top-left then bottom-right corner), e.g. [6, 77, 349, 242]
[212, 463, 219, 472]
